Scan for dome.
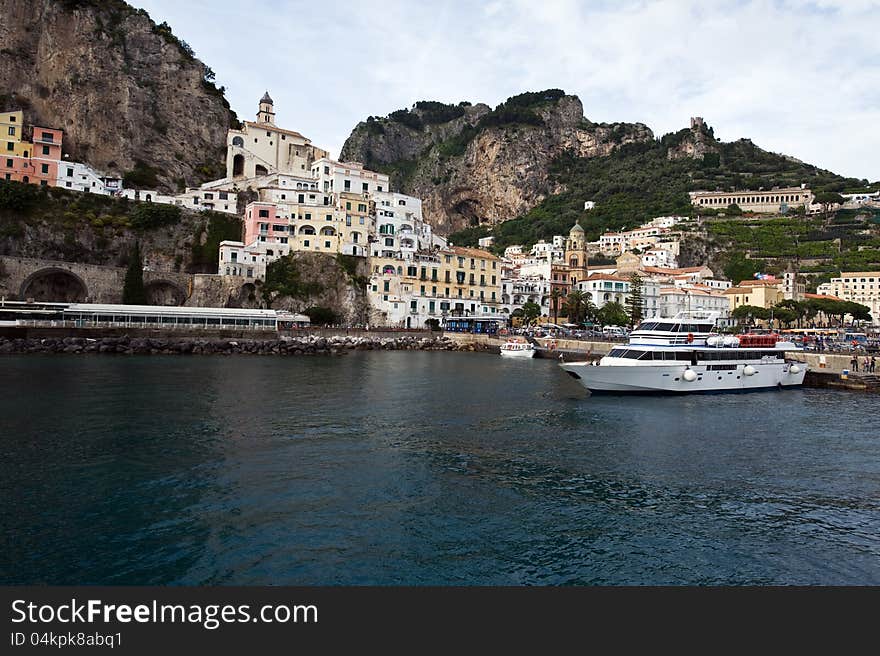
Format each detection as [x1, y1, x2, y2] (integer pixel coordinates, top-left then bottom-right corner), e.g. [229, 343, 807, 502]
[570, 221, 584, 234]
[260, 91, 274, 105]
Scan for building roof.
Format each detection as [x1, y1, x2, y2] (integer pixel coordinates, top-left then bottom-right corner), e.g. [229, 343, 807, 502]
[737, 279, 780, 287]
[449, 246, 499, 260]
[804, 293, 846, 302]
[640, 265, 709, 276]
[260, 91, 274, 105]
[839, 271, 880, 277]
[570, 221, 584, 234]
[585, 273, 628, 282]
[244, 121, 308, 140]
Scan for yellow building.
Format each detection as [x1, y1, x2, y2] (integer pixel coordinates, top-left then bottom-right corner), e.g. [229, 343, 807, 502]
[723, 280, 784, 311]
[1, 110, 31, 157]
[368, 246, 501, 327]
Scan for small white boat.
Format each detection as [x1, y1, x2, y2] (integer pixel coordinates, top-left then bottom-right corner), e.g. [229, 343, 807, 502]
[499, 339, 536, 358]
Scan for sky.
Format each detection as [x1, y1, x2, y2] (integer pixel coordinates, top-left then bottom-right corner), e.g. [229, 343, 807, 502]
[133, 0, 879, 181]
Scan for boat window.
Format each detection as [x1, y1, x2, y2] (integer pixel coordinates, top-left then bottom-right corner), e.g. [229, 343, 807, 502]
[699, 324, 714, 332]
[670, 324, 681, 333]
[677, 352, 692, 361]
[638, 322, 658, 331]
[662, 352, 678, 361]
[637, 351, 653, 360]
[623, 350, 643, 359]
[609, 348, 627, 357]
[655, 323, 674, 331]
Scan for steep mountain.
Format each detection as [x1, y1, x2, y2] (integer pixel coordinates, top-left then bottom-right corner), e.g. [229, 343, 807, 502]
[340, 90, 654, 234]
[0, 0, 237, 191]
[342, 90, 867, 246]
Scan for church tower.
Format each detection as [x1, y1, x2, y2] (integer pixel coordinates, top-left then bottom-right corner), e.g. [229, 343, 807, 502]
[564, 221, 589, 285]
[257, 91, 275, 124]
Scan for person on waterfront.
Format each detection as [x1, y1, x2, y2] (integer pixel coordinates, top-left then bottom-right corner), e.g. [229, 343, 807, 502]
[871, 355, 876, 373]
[865, 356, 871, 373]
[850, 354, 859, 372]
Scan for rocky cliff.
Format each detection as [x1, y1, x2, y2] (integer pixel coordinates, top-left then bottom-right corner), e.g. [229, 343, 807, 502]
[0, 0, 236, 191]
[340, 91, 654, 234]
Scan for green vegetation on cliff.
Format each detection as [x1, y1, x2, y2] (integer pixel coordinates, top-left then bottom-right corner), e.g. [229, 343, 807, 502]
[449, 136, 871, 254]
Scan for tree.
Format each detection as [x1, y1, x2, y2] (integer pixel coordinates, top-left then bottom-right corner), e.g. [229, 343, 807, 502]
[597, 301, 628, 327]
[624, 273, 644, 327]
[521, 301, 541, 326]
[123, 242, 147, 305]
[563, 289, 588, 324]
[425, 318, 441, 331]
[731, 304, 768, 327]
[549, 287, 565, 324]
[726, 203, 743, 215]
[813, 191, 845, 224]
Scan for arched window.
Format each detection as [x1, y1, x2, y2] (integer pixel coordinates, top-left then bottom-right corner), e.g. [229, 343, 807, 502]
[299, 225, 315, 235]
[569, 256, 579, 268]
[255, 165, 268, 176]
[383, 265, 395, 274]
[232, 136, 244, 147]
[233, 154, 245, 177]
[604, 293, 611, 301]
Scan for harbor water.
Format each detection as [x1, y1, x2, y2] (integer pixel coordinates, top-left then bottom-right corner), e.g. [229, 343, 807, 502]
[1, 351, 878, 585]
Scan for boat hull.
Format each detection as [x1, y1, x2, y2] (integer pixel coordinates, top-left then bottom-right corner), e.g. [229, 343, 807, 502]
[559, 361, 807, 394]
[500, 348, 536, 358]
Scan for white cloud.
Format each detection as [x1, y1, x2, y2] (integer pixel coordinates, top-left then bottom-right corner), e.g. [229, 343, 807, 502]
[134, 0, 878, 179]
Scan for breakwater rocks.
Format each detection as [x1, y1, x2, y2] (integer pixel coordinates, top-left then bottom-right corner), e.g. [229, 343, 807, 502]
[0, 334, 495, 356]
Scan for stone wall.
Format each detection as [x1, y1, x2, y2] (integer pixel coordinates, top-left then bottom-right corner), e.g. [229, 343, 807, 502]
[0, 255, 192, 304]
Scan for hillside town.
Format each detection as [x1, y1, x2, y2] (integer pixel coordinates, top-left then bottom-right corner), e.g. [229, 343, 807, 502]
[1, 97, 877, 330]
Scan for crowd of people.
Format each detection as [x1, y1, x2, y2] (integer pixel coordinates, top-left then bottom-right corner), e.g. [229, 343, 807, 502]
[849, 354, 877, 373]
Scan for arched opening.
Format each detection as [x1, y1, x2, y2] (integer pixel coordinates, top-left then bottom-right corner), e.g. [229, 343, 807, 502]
[144, 280, 185, 306]
[299, 226, 316, 235]
[233, 154, 245, 177]
[255, 164, 268, 176]
[569, 256, 579, 268]
[20, 268, 87, 302]
[320, 226, 336, 236]
[232, 136, 244, 147]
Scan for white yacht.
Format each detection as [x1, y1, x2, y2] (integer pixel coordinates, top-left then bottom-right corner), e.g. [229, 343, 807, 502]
[499, 339, 537, 358]
[559, 311, 807, 394]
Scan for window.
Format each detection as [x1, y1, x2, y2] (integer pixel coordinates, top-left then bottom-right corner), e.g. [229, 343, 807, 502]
[5, 159, 10, 167]
[258, 209, 270, 218]
[362, 182, 369, 192]
[324, 241, 331, 248]
[42, 145, 50, 155]
[344, 180, 351, 191]
[7, 127, 14, 136]
[298, 194, 305, 203]
[40, 163, 48, 174]
[5, 143, 12, 151]
[377, 186, 383, 192]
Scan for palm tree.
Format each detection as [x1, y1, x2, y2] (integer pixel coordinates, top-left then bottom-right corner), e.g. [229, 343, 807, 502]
[550, 287, 565, 325]
[564, 289, 588, 325]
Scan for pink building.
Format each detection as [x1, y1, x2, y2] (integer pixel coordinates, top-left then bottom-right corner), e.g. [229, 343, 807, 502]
[1, 124, 62, 187]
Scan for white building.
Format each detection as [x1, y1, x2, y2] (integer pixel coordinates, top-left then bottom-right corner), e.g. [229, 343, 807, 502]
[659, 286, 730, 318]
[817, 271, 880, 326]
[311, 157, 390, 196]
[56, 161, 121, 195]
[500, 276, 551, 317]
[577, 274, 660, 319]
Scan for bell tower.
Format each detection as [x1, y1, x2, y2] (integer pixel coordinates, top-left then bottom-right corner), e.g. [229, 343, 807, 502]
[564, 221, 589, 285]
[257, 91, 275, 124]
